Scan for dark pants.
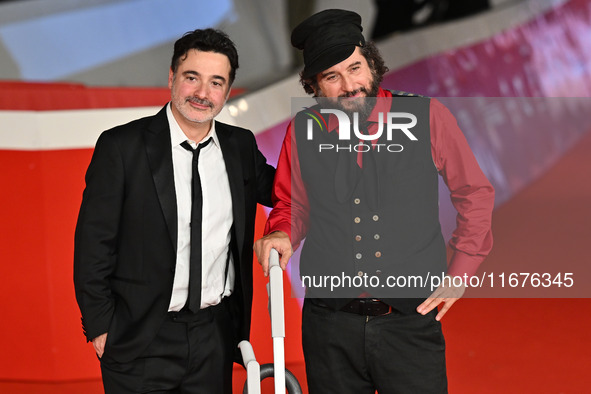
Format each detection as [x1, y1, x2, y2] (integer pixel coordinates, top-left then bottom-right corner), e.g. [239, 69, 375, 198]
[99, 301, 234, 394]
[302, 299, 447, 394]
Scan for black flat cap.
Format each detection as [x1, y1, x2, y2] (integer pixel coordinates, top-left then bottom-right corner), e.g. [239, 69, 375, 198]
[291, 9, 365, 79]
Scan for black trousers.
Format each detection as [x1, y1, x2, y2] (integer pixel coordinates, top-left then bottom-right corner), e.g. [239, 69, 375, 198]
[99, 301, 234, 394]
[302, 299, 447, 394]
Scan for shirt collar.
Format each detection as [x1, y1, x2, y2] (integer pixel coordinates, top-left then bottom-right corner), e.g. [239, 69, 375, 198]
[326, 87, 392, 133]
[167, 102, 220, 149]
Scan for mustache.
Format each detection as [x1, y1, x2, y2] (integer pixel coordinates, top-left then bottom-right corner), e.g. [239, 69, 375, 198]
[186, 97, 213, 108]
[340, 87, 369, 98]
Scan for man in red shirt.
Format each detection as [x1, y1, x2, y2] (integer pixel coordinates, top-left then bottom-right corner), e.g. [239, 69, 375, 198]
[254, 9, 494, 393]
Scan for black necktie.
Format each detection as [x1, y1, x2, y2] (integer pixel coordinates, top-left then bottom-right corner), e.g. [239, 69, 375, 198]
[180, 137, 212, 312]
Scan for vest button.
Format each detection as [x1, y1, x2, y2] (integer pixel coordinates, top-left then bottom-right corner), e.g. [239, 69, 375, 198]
[356, 253, 362, 259]
[354, 217, 361, 223]
[374, 234, 380, 240]
[354, 198, 361, 204]
[372, 215, 379, 221]
[357, 271, 364, 277]
[375, 251, 382, 258]
[355, 235, 362, 241]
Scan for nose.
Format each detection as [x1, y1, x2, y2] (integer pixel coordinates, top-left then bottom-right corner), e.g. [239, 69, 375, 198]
[193, 81, 209, 98]
[341, 75, 355, 94]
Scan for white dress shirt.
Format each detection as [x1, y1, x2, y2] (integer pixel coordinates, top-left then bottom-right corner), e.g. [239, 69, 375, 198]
[166, 103, 234, 311]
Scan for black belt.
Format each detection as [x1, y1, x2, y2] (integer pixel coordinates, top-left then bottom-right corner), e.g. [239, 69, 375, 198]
[341, 299, 393, 316]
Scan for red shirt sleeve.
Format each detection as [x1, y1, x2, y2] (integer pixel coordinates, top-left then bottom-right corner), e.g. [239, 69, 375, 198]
[264, 120, 310, 249]
[430, 98, 495, 277]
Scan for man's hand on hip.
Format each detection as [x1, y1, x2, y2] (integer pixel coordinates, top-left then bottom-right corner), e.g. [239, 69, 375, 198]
[417, 276, 466, 321]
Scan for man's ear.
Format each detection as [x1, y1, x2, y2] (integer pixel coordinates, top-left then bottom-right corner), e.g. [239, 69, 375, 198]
[168, 68, 174, 89]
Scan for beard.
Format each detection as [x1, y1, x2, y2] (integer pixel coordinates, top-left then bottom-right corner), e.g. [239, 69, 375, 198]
[315, 72, 381, 122]
[172, 96, 215, 124]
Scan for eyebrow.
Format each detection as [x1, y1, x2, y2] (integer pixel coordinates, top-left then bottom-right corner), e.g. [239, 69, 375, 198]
[183, 70, 227, 84]
[320, 61, 363, 78]
[347, 61, 362, 70]
[320, 70, 336, 79]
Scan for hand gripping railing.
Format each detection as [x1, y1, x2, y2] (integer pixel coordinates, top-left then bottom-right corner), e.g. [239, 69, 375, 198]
[238, 248, 302, 394]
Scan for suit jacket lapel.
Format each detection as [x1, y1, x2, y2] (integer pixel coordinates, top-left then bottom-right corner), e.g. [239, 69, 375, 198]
[216, 123, 245, 254]
[144, 106, 178, 252]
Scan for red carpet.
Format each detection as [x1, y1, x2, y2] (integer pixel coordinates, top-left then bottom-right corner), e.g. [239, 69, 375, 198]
[445, 130, 591, 393]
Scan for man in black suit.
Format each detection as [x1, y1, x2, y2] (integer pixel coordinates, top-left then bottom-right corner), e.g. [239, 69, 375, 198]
[74, 28, 275, 393]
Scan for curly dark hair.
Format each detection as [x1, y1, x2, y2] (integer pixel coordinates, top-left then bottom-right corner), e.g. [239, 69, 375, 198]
[171, 28, 239, 85]
[299, 41, 388, 95]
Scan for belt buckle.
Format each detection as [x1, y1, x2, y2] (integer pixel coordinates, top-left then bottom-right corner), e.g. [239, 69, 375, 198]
[381, 305, 393, 316]
[368, 299, 392, 316]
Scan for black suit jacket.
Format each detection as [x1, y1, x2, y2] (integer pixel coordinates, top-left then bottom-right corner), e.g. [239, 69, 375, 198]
[74, 105, 274, 363]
